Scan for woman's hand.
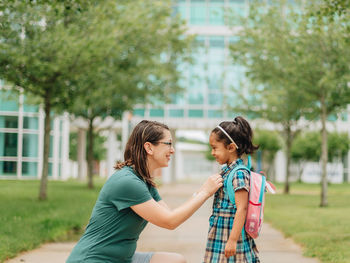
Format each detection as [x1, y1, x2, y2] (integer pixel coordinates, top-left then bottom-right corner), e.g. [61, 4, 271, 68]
[224, 239, 237, 258]
[198, 174, 223, 197]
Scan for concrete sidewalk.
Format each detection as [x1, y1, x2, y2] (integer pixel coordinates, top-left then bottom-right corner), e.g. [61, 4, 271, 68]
[6, 183, 319, 263]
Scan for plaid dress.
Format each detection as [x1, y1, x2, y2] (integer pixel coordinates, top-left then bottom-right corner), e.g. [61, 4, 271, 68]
[204, 159, 260, 263]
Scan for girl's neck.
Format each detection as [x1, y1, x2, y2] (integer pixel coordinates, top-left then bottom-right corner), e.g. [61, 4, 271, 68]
[227, 154, 239, 165]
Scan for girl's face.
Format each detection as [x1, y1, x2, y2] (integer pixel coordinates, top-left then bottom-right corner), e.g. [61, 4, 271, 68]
[209, 132, 237, 165]
[147, 129, 175, 170]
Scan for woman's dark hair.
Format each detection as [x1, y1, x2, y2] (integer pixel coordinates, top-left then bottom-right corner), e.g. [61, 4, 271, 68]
[212, 116, 259, 157]
[114, 120, 169, 187]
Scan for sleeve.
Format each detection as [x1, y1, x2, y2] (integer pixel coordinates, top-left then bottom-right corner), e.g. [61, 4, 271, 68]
[232, 169, 250, 192]
[105, 174, 153, 211]
[149, 186, 162, 202]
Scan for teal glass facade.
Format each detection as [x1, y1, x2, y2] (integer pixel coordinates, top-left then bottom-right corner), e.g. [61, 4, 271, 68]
[133, 0, 247, 120]
[0, 88, 68, 178]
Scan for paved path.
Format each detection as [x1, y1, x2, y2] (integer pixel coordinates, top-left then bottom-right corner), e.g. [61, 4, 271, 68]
[6, 183, 320, 263]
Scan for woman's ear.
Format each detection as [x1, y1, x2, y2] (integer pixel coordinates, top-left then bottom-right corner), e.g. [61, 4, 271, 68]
[144, 142, 153, 155]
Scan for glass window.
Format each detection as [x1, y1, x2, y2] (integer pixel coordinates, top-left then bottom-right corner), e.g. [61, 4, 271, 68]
[189, 109, 204, 118]
[0, 116, 18, 128]
[174, 2, 188, 20]
[188, 91, 204, 104]
[149, 109, 164, 117]
[208, 92, 223, 105]
[208, 64, 224, 90]
[23, 95, 39, 112]
[209, 2, 224, 25]
[49, 135, 53, 158]
[209, 36, 225, 49]
[0, 161, 17, 176]
[0, 90, 19, 111]
[170, 93, 185, 105]
[133, 109, 145, 117]
[22, 134, 38, 157]
[228, 1, 246, 25]
[169, 109, 184, 117]
[22, 162, 38, 177]
[0, 132, 17, 156]
[208, 109, 223, 118]
[23, 117, 39, 130]
[190, 3, 207, 25]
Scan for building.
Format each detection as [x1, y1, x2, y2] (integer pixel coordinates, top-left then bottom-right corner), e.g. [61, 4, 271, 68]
[0, 86, 70, 179]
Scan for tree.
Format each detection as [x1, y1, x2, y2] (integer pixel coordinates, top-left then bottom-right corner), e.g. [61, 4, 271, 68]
[291, 131, 350, 182]
[253, 129, 282, 181]
[229, 2, 310, 194]
[0, 1, 131, 199]
[229, 1, 350, 205]
[67, 0, 193, 188]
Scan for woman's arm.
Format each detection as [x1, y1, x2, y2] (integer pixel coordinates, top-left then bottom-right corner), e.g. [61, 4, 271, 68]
[131, 174, 223, 230]
[224, 189, 248, 258]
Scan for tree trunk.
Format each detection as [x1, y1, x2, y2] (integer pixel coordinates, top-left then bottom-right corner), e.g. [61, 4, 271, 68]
[320, 94, 328, 207]
[39, 90, 51, 200]
[87, 118, 95, 189]
[284, 123, 292, 194]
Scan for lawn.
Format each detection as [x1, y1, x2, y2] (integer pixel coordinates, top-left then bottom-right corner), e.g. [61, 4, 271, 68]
[1, 180, 349, 263]
[264, 183, 350, 263]
[0, 179, 104, 262]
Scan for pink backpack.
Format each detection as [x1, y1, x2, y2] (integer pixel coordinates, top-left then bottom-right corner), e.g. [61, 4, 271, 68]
[226, 156, 275, 239]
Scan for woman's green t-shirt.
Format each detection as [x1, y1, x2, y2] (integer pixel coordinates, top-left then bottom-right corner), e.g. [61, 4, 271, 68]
[66, 166, 161, 263]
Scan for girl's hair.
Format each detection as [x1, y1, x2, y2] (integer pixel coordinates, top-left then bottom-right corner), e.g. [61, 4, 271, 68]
[114, 120, 169, 187]
[212, 116, 259, 157]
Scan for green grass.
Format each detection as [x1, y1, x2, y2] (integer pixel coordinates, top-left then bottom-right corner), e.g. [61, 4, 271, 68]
[265, 183, 350, 263]
[0, 179, 104, 262]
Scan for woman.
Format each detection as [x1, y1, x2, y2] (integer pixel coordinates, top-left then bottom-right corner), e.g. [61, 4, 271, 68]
[67, 120, 223, 263]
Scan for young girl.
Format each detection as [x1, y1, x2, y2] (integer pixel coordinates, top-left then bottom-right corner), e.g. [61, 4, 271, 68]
[204, 116, 260, 263]
[67, 120, 223, 263]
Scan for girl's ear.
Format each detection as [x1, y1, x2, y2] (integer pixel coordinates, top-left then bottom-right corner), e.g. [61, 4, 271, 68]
[144, 142, 153, 155]
[228, 143, 237, 152]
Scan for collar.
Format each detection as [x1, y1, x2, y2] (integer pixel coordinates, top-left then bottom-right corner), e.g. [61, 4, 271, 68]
[221, 158, 244, 174]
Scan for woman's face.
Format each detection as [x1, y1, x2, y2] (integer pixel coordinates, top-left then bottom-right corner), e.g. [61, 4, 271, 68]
[147, 129, 175, 170]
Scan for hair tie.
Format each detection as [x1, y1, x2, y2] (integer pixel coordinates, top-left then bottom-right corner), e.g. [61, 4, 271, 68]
[216, 125, 239, 149]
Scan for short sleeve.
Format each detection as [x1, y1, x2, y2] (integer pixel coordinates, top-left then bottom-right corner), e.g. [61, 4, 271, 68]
[104, 173, 153, 211]
[232, 169, 250, 192]
[150, 186, 162, 202]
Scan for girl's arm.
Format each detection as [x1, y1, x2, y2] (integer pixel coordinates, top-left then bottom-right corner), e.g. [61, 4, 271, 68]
[131, 174, 223, 230]
[225, 189, 248, 258]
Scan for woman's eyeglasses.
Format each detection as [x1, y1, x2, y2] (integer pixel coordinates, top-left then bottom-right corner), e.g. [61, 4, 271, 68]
[159, 141, 173, 148]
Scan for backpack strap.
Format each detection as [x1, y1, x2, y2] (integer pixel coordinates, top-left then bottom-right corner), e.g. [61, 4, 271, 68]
[226, 165, 250, 207]
[226, 156, 252, 241]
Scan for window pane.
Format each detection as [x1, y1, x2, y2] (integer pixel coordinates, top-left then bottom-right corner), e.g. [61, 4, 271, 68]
[0, 90, 19, 111]
[133, 109, 145, 117]
[190, 4, 207, 25]
[0, 116, 18, 128]
[23, 117, 39, 129]
[208, 110, 223, 118]
[0, 161, 17, 176]
[22, 162, 38, 177]
[188, 91, 204, 104]
[149, 109, 164, 117]
[189, 109, 204, 118]
[209, 4, 224, 25]
[23, 95, 39, 112]
[22, 134, 38, 157]
[0, 132, 17, 156]
[208, 93, 223, 105]
[169, 109, 184, 117]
